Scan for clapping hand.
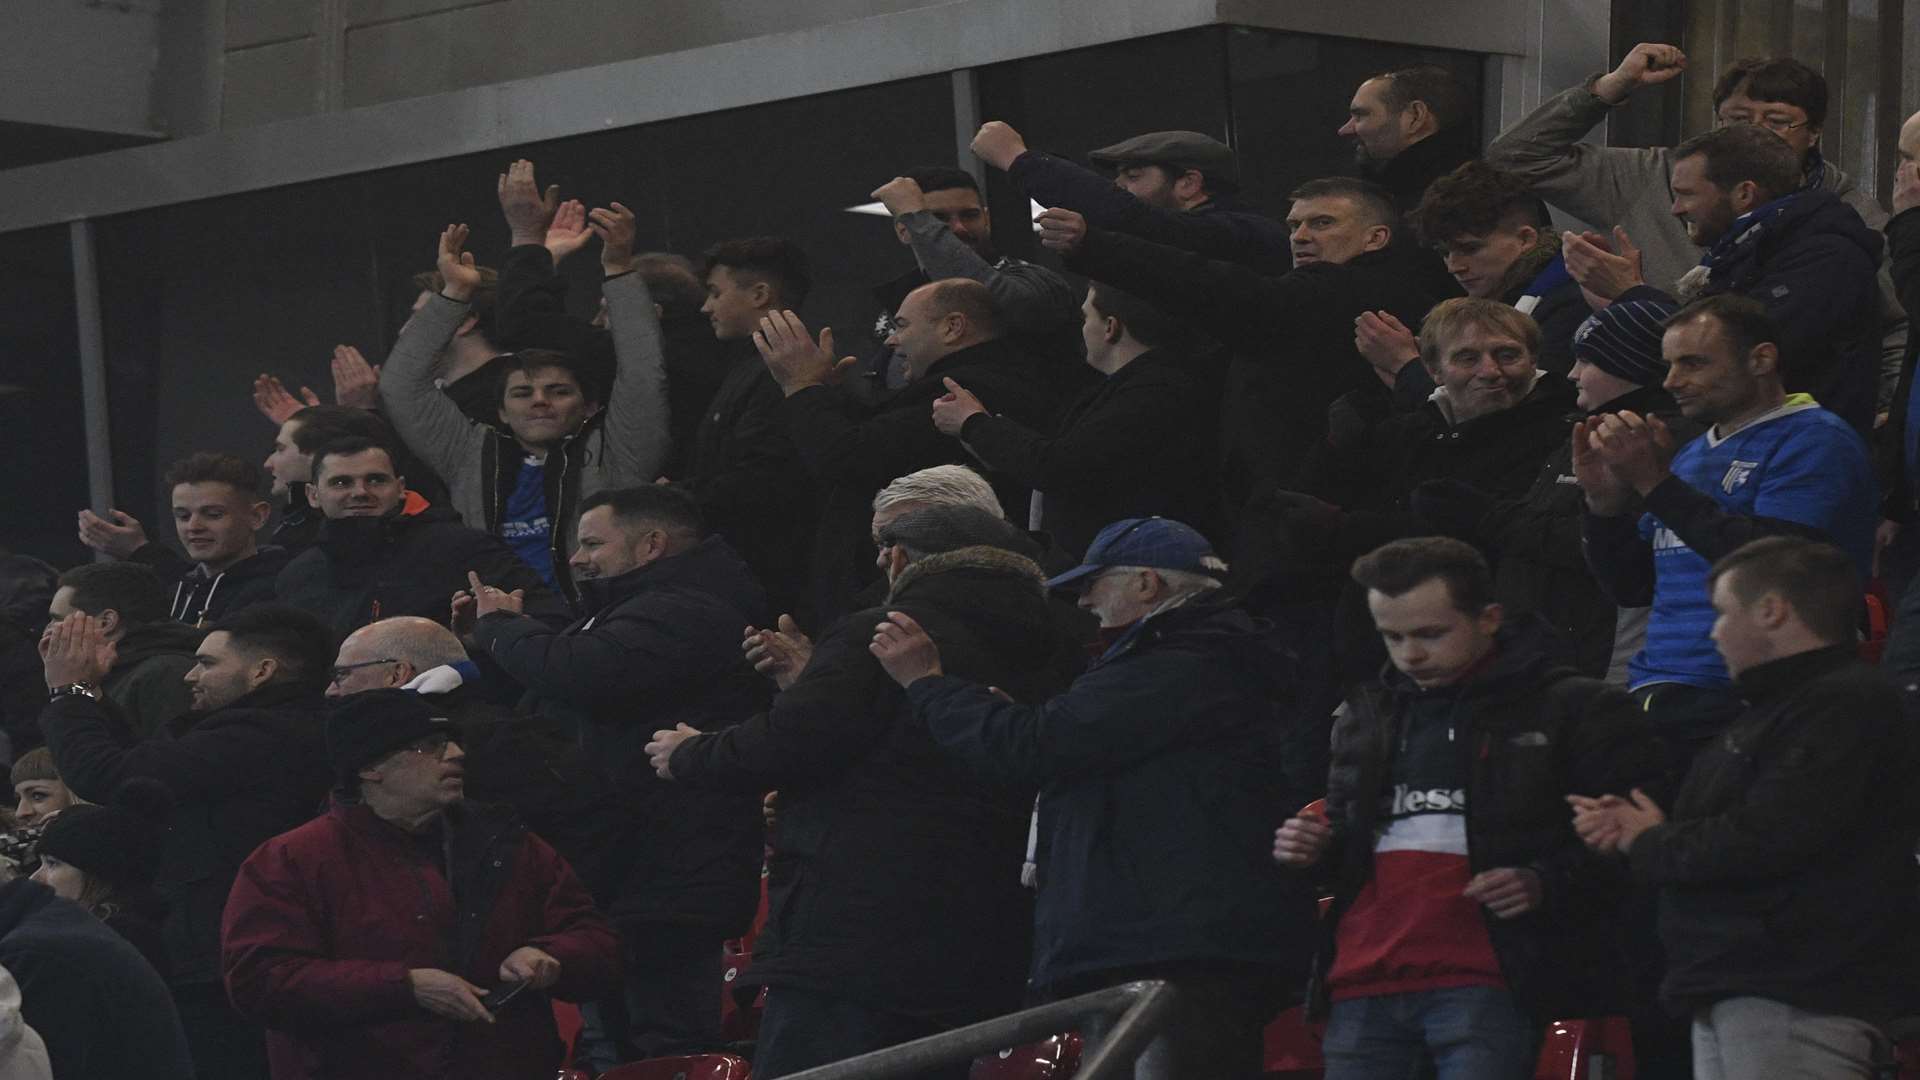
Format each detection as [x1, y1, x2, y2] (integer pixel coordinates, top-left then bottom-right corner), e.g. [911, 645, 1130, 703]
[588, 201, 637, 276]
[753, 311, 857, 396]
[498, 159, 561, 246]
[76, 508, 148, 558]
[437, 225, 485, 302]
[330, 345, 381, 409]
[41, 612, 116, 689]
[744, 616, 812, 691]
[253, 374, 321, 425]
[868, 611, 944, 687]
[1561, 228, 1645, 309]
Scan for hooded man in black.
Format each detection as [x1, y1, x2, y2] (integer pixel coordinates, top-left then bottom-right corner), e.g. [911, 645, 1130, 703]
[47, 562, 200, 741]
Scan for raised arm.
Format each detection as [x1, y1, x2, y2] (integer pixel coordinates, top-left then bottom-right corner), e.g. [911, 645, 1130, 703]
[873, 176, 1078, 336]
[1484, 44, 1687, 228]
[591, 203, 671, 484]
[377, 225, 489, 482]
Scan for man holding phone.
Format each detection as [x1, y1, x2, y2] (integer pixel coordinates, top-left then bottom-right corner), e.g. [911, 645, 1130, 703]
[221, 689, 620, 1080]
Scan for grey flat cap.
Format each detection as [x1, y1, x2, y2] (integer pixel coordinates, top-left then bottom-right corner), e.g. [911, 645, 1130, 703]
[1087, 130, 1238, 188]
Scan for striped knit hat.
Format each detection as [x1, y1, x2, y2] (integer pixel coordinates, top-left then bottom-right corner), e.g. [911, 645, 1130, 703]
[1571, 298, 1679, 386]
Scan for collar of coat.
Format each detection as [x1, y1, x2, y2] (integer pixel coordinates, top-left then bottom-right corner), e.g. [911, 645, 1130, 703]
[1731, 643, 1859, 703]
[885, 545, 1044, 603]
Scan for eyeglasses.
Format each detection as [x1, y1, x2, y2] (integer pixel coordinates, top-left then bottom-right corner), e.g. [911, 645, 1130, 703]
[400, 733, 456, 758]
[328, 658, 399, 686]
[1714, 113, 1811, 135]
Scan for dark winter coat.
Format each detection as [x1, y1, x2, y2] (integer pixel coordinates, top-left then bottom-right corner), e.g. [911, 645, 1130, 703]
[1063, 228, 1445, 496]
[131, 544, 293, 627]
[957, 349, 1224, 556]
[1362, 132, 1479, 230]
[907, 591, 1322, 992]
[274, 504, 571, 638]
[1280, 374, 1576, 685]
[668, 546, 1065, 1025]
[436, 691, 622, 910]
[1629, 646, 1920, 1023]
[473, 536, 768, 938]
[1621, 189, 1884, 434]
[41, 680, 333, 985]
[1310, 624, 1661, 1020]
[1452, 385, 1695, 677]
[1007, 151, 1292, 273]
[783, 337, 1059, 626]
[0, 879, 193, 1080]
[99, 620, 202, 741]
[1881, 208, 1920, 520]
[686, 348, 815, 622]
[222, 799, 619, 1080]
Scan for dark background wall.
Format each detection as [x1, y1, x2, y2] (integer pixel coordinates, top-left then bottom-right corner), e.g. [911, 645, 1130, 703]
[1, 27, 1478, 568]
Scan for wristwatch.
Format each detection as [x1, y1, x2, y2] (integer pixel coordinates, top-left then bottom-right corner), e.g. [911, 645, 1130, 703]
[48, 683, 99, 702]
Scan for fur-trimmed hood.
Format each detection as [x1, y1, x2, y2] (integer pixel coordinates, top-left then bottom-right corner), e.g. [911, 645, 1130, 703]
[886, 544, 1045, 602]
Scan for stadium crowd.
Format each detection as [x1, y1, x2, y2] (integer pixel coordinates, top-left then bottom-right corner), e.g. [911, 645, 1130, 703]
[0, 39, 1915, 1080]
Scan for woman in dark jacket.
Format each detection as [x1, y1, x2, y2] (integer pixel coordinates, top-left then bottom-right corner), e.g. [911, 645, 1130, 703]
[30, 777, 172, 978]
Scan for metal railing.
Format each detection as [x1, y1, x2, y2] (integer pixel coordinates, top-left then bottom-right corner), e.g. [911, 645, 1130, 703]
[781, 979, 1180, 1080]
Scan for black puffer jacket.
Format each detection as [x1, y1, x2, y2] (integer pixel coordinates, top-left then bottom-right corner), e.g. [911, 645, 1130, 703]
[668, 546, 1064, 1025]
[1309, 623, 1660, 1020]
[275, 505, 571, 637]
[40, 680, 333, 985]
[473, 536, 768, 937]
[907, 591, 1322, 993]
[1629, 646, 1920, 1023]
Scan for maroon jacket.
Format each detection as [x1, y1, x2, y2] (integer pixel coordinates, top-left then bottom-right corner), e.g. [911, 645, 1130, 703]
[221, 798, 619, 1080]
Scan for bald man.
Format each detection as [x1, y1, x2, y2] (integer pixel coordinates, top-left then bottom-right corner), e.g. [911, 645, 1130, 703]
[323, 617, 618, 908]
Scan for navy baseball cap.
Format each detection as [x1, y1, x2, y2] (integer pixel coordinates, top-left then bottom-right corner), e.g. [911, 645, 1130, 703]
[1045, 517, 1229, 589]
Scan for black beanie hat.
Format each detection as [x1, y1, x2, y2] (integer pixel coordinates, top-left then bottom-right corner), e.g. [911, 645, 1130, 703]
[1571, 298, 1678, 387]
[35, 778, 172, 894]
[326, 688, 457, 787]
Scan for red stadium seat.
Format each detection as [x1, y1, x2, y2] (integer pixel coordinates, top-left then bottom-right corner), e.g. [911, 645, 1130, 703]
[599, 1054, 753, 1080]
[1262, 1004, 1325, 1077]
[969, 1032, 1082, 1079]
[1532, 1016, 1634, 1080]
[1863, 581, 1891, 663]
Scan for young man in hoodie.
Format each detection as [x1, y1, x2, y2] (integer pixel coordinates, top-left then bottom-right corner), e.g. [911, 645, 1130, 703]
[1273, 537, 1657, 1079]
[74, 454, 288, 628]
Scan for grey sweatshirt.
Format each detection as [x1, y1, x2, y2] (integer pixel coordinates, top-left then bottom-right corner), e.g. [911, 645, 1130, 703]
[378, 272, 670, 570]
